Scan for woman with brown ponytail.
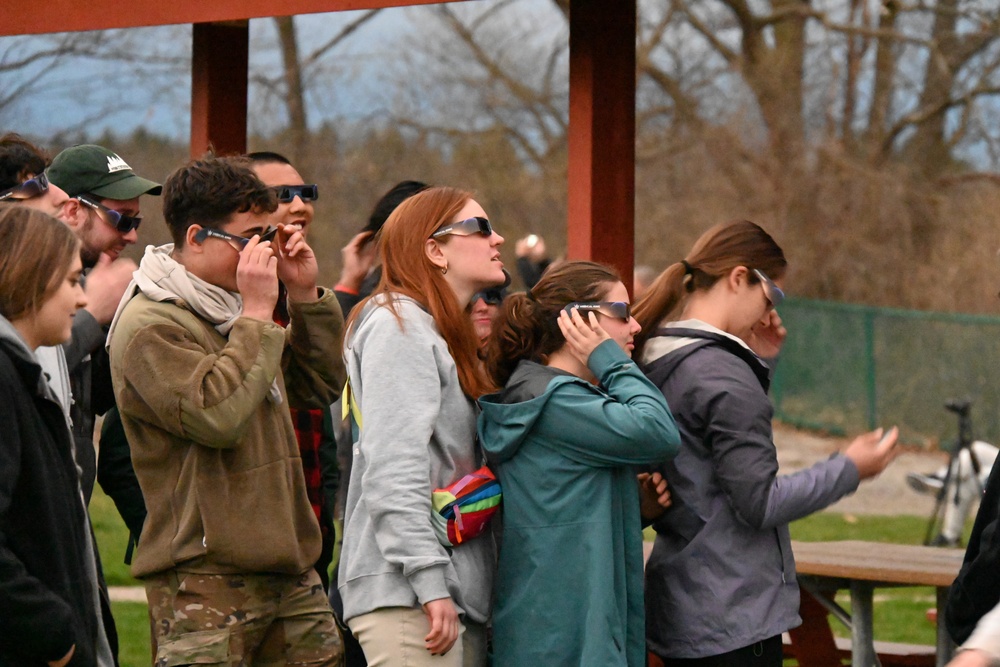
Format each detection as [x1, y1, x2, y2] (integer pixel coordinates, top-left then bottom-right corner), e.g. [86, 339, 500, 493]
[478, 260, 680, 667]
[635, 220, 899, 667]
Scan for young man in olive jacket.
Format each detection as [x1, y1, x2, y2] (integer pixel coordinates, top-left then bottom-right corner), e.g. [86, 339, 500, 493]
[107, 156, 345, 666]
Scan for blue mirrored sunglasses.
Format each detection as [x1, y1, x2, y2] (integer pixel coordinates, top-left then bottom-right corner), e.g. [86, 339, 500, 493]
[564, 301, 632, 323]
[0, 173, 49, 201]
[273, 184, 318, 203]
[471, 289, 505, 306]
[194, 225, 278, 249]
[752, 269, 785, 308]
[432, 216, 493, 239]
[77, 196, 143, 233]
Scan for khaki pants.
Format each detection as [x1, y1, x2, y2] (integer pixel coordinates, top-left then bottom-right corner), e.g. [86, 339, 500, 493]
[145, 569, 343, 667]
[349, 607, 486, 667]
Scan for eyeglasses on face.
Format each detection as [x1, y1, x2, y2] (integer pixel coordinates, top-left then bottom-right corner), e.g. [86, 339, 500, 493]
[471, 289, 504, 306]
[273, 184, 318, 203]
[431, 216, 494, 239]
[752, 269, 785, 309]
[564, 301, 632, 323]
[194, 225, 278, 250]
[77, 196, 143, 233]
[0, 173, 49, 201]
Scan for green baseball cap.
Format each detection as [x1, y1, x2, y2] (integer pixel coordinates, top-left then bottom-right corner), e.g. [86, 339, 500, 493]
[47, 144, 162, 200]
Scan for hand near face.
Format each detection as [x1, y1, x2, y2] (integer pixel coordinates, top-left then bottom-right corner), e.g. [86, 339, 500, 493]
[274, 223, 319, 303]
[84, 254, 138, 325]
[237, 235, 279, 321]
[747, 309, 787, 360]
[557, 308, 611, 367]
[339, 231, 377, 291]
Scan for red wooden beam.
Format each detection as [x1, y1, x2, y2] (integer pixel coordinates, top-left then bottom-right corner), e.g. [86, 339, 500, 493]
[1, 0, 463, 37]
[191, 22, 249, 158]
[566, 0, 636, 293]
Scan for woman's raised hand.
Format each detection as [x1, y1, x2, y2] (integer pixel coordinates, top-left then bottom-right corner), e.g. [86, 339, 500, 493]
[557, 307, 610, 367]
[844, 426, 899, 480]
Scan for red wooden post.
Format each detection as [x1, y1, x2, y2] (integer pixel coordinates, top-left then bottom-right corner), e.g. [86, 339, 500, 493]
[191, 21, 249, 158]
[567, 0, 636, 293]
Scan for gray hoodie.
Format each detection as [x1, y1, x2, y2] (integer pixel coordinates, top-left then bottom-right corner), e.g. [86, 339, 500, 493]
[338, 295, 495, 624]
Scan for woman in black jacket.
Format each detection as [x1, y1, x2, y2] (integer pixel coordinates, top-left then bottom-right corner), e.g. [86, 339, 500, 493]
[0, 205, 108, 667]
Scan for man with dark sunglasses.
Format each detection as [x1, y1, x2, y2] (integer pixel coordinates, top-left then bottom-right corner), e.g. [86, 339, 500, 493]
[42, 144, 161, 506]
[107, 155, 345, 666]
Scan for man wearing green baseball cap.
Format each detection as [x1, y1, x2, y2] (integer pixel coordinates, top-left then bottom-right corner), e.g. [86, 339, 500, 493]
[46, 144, 162, 505]
[48, 144, 162, 266]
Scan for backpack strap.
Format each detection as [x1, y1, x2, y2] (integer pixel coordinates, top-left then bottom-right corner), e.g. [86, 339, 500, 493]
[341, 379, 363, 432]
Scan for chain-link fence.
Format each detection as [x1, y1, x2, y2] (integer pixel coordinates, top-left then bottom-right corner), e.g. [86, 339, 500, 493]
[771, 298, 1000, 447]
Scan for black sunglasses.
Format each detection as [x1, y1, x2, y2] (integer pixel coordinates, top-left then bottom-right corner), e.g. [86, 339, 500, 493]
[471, 289, 505, 306]
[564, 301, 632, 323]
[77, 196, 143, 233]
[432, 216, 494, 239]
[194, 225, 278, 249]
[0, 173, 49, 201]
[273, 185, 318, 203]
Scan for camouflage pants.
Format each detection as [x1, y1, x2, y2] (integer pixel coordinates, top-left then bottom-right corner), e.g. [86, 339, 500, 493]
[145, 569, 344, 666]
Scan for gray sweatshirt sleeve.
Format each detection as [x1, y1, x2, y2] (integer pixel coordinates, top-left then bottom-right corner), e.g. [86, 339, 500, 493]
[354, 307, 452, 604]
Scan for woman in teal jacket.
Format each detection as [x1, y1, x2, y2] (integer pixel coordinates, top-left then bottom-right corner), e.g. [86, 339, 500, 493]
[478, 261, 681, 667]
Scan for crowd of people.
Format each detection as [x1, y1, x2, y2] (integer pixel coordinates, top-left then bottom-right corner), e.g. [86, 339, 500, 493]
[0, 130, 996, 667]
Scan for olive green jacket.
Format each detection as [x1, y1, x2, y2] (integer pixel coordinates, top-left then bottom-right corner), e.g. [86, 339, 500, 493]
[109, 288, 344, 578]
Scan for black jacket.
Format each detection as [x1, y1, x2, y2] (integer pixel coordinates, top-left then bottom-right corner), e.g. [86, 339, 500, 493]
[946, 461, 1000, 644]
[0, 321, 108, 667]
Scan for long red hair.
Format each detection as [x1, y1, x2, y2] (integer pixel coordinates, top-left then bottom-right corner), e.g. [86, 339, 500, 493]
[346, 186, 493, 398]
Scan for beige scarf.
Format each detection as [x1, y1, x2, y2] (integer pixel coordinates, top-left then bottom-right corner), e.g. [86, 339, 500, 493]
[107, 243, 282, 403]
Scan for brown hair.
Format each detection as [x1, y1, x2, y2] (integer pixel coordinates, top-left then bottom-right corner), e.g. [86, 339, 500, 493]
[0, 133, 48, 190]
[162, 155, 277, 247]
[633, 219, 786, 357]
[0, 205, 80, 321]
[485, 261, 620, 387]
[347, 186, 492, 398]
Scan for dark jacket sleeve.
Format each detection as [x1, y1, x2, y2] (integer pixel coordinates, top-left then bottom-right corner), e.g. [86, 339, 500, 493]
[947, 462, 1000, 644]
[0, 384, 77, 663]
[61, 309, 105, 373]
[692, 350, 857, 530]
[97, 406, 148, 541]
[319, 406, 341, 524]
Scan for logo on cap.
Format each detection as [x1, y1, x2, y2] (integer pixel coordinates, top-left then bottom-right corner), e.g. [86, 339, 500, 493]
[106, 155, 131, 174]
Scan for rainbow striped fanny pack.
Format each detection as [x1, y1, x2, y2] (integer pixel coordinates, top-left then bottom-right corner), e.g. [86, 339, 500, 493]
[431, 466, 502, 547]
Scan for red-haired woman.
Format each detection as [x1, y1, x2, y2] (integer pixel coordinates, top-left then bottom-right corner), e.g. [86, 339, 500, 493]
[338, 187, 504, 667]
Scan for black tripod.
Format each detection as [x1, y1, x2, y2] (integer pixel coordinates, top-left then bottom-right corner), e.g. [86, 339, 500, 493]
[923, 399, 985, 546]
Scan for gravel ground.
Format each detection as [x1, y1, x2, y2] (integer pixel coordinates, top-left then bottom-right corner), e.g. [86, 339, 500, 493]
[774, 423, 950, 517]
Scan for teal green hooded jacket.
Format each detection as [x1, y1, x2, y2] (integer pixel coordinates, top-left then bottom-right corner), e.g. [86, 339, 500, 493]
[478, 340, 680, 666]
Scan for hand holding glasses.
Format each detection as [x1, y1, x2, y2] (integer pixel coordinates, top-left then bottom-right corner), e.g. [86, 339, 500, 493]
[194, 225, 278, 251]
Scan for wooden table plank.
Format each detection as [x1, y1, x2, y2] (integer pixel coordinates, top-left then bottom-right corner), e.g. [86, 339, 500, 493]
[792, 541, 965, 587]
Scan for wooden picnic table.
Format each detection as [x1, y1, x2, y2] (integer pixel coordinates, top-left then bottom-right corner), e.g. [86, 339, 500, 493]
[791, 540, 966, 667]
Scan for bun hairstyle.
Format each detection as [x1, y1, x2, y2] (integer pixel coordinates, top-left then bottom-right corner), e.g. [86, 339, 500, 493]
[347, 186, 491, 398]
[485, 260, 620, 387]
[632, 219, 786, 357]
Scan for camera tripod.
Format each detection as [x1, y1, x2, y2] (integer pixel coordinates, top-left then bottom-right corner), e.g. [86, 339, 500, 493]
[922, 399, 987, 547]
